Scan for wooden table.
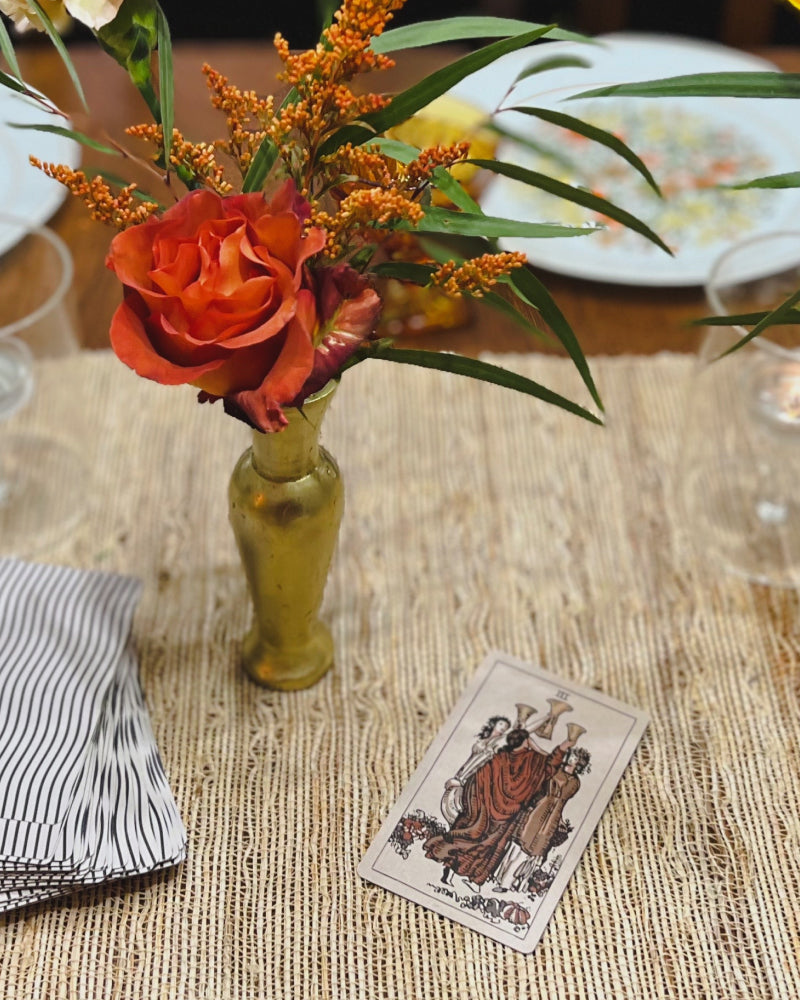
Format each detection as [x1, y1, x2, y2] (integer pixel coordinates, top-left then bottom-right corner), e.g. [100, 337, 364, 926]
[13, 41, 800, 356]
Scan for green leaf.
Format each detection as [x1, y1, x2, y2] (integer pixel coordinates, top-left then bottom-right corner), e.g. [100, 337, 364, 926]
[242, 135, 280, 193]
[504, 105, 661, 196]
[28, 0, 88, 111]
[155, 3, 173, 168]
[347, 242, 378, 271]
[512, 54, 591, 85]
[506, 265, 602, 410]
[722, 171, 800, 191]
[371, 261, 437, 283]
[717, 288, 800, 357]
[318, 24, 558, 156]
[480, 288, 552, 343]
[7, 121, 119, 155]
[96, 0, 159, 119]
[0, 68, 32, 96]
[360, 344, 602, 424]
[366, 138, 420, 164]
[468, 157, 671, 253]
[489, 120, 576, 172]
[372, 17, 593, 53]
[430, 166, 481, 213]
[419, 232, 493, 264]
[0, 17, 22, 81]
[370, 25, 556, 132]
[414, 206, 599, 239]
[691, 309, 800, 327]
[572, 72, 800, 100]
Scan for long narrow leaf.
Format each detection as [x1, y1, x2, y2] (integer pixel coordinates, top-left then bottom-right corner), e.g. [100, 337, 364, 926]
[372, 17, 593, 53]
[512, 54, 591, 85]
[480, 288, 553, 343]
[371, 261, 436, 283]
[7, 121, 119, 154]
[506, 265, 602, 410]
[0, 68, 32, 96]
[717, 288, 800, 357]
[469, 157, 671, 253]
[242, 135, 280, 192]
[415, 206, 599, 239]
[318, 25, 558, 156]
[573, 72, 800, 100]
[723, 171, 800, 191]
[504, 105, 661, 195]
[156, 3, 174, 169]
[430, 167, 482, 213]
[28, 0, 88, 111]
[419, 232, 495, 264]
[489, 120, 577, 171]
[361, 344, 603, 424]
[691, 309, 800, 326]
[368, 25, 556, 133]
[367, 137, 420, 163]
[0, 17, 21, 80]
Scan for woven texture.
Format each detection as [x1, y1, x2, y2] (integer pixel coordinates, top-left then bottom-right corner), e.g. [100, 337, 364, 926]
[2, 351, 798, 999]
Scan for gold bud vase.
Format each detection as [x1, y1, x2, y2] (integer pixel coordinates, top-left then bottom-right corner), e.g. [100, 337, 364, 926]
[228, 380, 343, 690]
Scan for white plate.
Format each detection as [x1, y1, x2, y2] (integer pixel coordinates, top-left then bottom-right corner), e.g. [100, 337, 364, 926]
[450, 33, 800, 287]
[0, 84, 80, 254]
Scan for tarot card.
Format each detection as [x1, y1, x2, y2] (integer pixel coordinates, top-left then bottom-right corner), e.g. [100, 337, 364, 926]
[358, 650, 650, 953]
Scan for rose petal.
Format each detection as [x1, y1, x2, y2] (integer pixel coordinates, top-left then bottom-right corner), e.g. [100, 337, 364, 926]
[110, 295, 227, 385]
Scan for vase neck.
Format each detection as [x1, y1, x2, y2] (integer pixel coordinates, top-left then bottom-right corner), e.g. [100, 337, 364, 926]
[250, 380, 337, 481]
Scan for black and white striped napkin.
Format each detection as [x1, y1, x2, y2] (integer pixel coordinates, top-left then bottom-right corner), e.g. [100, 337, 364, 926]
[0, 558, 186, 912]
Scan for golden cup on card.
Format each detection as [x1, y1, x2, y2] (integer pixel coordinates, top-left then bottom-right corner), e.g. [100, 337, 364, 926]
[567, 723, 587, 744]
[514, 703, 538, 728]
[534, 698, 573, 739]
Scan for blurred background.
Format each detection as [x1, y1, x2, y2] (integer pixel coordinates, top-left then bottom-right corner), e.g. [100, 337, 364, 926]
[3, 0, 799, 48]
[156, 0, 800, 48]
[125, 1, 800, 48]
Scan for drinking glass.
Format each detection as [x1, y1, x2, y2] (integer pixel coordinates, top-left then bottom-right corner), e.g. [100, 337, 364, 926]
[0, 214, 87, 556]
[679, 231, 800, 587]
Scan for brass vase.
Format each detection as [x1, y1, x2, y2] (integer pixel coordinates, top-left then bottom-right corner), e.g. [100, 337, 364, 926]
[228, 380, 343, 690]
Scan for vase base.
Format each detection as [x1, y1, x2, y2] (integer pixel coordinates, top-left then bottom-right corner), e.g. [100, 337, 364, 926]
[241, 623, 334, 690]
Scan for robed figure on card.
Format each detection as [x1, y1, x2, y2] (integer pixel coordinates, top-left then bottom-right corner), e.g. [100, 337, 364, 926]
[424, 703, 581, 892]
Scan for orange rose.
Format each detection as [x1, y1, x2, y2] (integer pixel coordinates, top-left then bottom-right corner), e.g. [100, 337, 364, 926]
[222, 263, 382, 431]
[107, 182, 326, 429]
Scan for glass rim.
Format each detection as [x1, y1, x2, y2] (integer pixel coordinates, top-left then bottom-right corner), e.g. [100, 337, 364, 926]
[705, 229, 800, 362]
[0, 213, 74, 340]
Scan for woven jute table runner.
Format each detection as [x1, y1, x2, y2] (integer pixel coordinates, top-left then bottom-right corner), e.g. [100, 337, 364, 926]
[1, 351, 797, 999]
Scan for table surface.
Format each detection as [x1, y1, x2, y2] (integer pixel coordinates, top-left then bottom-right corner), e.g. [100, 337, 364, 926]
[13, 41, 800, 357]
[3, 39, 800, 1000]
[1, 350, 798, 1000]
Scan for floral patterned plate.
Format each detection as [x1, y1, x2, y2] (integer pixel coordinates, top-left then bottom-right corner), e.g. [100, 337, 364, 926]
[453, 33, 800, 286]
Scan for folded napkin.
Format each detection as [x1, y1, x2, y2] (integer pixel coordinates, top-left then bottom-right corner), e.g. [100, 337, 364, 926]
[0, 558, 186, 912]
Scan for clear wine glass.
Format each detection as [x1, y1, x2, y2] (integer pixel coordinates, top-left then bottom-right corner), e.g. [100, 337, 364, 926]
[0, 213, 87, 556]
[680, 231, 800, 587]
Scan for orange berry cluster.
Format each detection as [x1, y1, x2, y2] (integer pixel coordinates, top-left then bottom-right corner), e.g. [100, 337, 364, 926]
[126, 124, 234, 194]
[29, 157, 159, 230]
[203, 65, 274, 176]
[431, 252, 529, 297]
[312, 188, 424, 257]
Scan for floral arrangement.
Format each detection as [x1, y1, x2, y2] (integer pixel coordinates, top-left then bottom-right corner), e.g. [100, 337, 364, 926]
[0, 0, 675, 431]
